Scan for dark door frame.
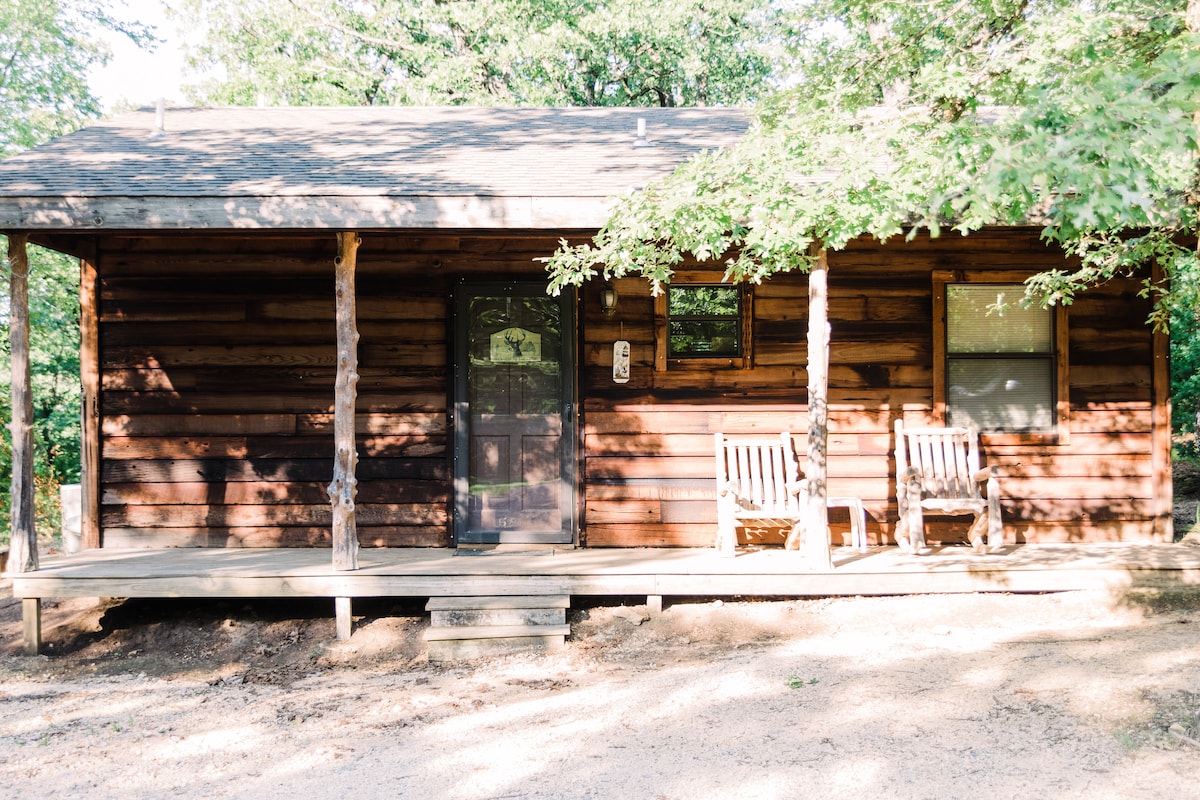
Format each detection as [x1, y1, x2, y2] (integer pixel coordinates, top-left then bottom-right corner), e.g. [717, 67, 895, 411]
[450, 279, 577, 545]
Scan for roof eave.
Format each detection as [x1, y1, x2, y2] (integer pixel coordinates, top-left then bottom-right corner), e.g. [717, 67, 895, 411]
[0, 194, 621, 232]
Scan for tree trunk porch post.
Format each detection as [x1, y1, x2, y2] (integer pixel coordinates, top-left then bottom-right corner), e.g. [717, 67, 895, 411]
[329, 232, 362, 639]
[329, 232, 362, 576]
[8, 234, 40, 654]
[8, 233, 37, 576]
[80, 253, 101, 550]
[803, 248, 833, 571]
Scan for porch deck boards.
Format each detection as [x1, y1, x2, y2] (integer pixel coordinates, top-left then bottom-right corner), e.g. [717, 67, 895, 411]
[9, 543, 1200, 601]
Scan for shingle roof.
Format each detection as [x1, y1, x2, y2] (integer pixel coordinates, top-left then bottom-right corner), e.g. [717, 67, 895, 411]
[0, 106, 749, 231]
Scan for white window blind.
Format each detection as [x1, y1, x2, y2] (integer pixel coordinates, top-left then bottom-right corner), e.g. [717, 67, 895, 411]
[946, 285, 1055, 432]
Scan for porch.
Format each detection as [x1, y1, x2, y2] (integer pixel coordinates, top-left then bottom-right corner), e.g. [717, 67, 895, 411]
[9, 542, 1200, 654]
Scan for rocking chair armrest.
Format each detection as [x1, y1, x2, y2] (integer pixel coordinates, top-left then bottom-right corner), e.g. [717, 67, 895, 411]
[718, 480, 740, 499]
[786, 479, 808, 497]
[900, 466, 922, 484]
[972, 466, 999, 484]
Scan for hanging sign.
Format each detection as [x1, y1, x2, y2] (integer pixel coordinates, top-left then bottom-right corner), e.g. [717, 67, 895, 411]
[490, 327, 541, 362]
[613, 340, 630, 383]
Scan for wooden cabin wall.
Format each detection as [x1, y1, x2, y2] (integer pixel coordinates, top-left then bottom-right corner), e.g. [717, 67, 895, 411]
[91, 227, 1160, 550]
[95, 232, 564, 548]
[581, 228, 1160, 547]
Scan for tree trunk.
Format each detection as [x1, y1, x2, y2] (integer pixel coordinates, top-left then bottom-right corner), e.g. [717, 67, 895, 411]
[1191, 0, 1200, 252]
[804, 248, 833, 571]
[1190, 0, 1200, 260]
[7, 234, 38, 572]
[328, 232, 361, 571]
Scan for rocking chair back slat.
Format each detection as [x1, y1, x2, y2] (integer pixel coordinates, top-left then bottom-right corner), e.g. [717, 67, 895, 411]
[906, 427, 975, 501]
[747, 446, 763, 506]
[770, 444, 789, 511]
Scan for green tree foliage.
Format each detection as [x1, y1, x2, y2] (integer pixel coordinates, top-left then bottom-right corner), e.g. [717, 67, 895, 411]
[0, 0, 151, 156]
[545, 0, 1200, 445]
[1174, 299, 1200, 456]
[177, 0, 790, 106]
[1, 0, 148, 543]
[547, 0, 1199, 314]
[0, 247, 82, 534]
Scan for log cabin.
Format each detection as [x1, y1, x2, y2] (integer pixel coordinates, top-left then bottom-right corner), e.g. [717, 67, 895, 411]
[0, 105, 1174, 565]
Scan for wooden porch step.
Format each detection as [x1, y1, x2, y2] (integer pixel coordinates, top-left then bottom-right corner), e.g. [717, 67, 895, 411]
[426, 595, 571, 611]
[424, 623, 572, 641]
[426, 633, 569, 661]
[430, 607, 568, 627]
[424, 594, 571, 661]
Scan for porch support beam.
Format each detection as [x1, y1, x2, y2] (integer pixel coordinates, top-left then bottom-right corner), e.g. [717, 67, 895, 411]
[801, 247, 833, 571]
[329, 232, 361, 571]
[23, 599, 42, 655]
[335, 597, 353, 640]
[7, 233, 38, 574]
[80, 250, 101, 549]
[646, 595, 663, 616]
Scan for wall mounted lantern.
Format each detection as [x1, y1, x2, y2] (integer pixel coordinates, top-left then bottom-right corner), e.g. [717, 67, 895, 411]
[600, 283, 619, 315]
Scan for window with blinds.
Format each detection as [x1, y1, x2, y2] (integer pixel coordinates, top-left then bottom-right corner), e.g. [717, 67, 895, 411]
[946, 284, 1055, 432]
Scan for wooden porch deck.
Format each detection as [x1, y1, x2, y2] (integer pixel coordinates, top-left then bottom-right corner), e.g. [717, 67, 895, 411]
[9, 543, 1200, 653]
[11, 541, 1200, 600]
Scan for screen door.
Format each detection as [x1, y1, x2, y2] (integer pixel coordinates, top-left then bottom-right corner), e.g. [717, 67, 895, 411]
[453, 282, 575, 544]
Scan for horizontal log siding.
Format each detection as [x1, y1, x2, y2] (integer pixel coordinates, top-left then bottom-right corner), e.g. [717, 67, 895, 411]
[96, 232, 575, 549]
[93, 228, 1159, 550]
[581, 229, 1159, 547]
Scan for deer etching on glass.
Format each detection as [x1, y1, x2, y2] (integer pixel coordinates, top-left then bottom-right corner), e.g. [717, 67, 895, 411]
[504, 328, 527, 359]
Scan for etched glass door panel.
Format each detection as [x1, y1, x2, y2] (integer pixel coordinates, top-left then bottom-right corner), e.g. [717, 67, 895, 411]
[454, 285, 574, 544]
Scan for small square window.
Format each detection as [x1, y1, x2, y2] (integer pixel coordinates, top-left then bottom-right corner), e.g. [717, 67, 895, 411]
[667, 285, 742, 358]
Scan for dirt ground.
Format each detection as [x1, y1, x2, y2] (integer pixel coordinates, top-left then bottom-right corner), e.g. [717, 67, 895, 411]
[1, 466, 1199, 800]
[4, 588, 1200, 800]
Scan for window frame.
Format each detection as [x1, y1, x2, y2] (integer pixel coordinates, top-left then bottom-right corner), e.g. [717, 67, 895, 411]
[654, 273, 753, 371]
[933, 270, 1070, 444]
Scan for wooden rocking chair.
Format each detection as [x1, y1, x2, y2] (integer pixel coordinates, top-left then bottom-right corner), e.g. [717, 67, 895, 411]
[714, 431, 807, 557]
[893, 420, 1003, 553]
